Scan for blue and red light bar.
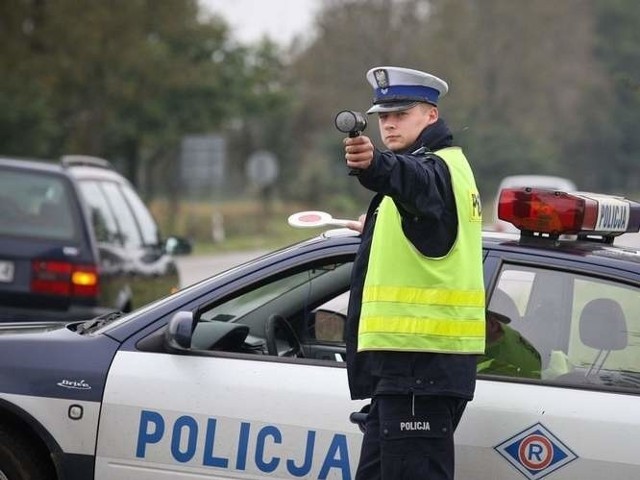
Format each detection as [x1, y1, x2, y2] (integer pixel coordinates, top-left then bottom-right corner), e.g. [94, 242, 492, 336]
[498, 188, 640, 238]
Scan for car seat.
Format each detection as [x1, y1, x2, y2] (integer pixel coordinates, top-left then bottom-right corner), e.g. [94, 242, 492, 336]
[579, 298, 628, 377]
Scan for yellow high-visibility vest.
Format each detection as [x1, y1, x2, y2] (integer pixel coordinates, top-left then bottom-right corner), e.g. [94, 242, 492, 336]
[358, 147, 485, 354]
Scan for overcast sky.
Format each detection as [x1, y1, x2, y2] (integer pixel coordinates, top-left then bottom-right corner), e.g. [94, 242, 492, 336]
[200, 0, 322, 46]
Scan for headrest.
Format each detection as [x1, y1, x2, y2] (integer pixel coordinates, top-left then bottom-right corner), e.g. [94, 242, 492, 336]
[579, 298, 627, 351]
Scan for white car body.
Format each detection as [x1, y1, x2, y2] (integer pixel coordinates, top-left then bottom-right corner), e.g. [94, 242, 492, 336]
[87, 351, 640, 479]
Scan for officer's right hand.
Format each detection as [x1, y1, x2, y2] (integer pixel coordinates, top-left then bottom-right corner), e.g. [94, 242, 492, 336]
[344, 135, 374, 171]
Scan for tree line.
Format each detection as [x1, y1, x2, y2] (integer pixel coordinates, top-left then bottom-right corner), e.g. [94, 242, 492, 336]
[2, 0, 639, 210]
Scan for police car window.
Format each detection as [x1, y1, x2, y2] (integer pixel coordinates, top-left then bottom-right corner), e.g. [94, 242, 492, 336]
[486, 264, 640, 393]
[568, 278, 640, 384]
[492, 268, 535, 317]
[192, 261, 352, 359]
[200, 263, 349, 325]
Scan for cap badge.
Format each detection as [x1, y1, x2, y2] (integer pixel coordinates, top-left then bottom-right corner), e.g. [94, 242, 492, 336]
[373, 69, 389, 93]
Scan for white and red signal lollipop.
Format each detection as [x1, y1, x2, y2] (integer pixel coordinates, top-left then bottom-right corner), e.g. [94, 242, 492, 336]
[287, 211, 354, 229]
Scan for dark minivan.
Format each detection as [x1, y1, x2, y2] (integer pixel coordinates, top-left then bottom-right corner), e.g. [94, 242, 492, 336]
[0, 155, 187, 322]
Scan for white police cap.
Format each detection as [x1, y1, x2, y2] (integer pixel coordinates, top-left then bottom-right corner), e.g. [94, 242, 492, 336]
[366, 66, 449, 114]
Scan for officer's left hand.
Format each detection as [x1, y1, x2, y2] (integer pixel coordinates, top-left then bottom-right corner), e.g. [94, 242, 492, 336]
[345, 213, 366, 233]
[344, 135, 374, 171]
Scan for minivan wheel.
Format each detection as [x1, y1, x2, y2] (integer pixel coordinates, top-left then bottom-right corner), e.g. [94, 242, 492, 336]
[0, 423, 53, 480]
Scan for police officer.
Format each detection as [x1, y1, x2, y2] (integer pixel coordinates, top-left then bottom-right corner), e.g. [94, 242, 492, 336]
[342, 66, 485, 480]
[478, 310, 541, 379]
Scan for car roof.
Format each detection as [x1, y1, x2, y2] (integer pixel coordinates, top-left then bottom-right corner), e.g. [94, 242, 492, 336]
[65, 164, 126, 182]
[482, 229, 640, 267]
[0, 156, 65, 174]
[0, 155, 126, 183]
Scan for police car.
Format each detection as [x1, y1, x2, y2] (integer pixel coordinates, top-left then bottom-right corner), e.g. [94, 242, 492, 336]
[1, 188, 640, 480]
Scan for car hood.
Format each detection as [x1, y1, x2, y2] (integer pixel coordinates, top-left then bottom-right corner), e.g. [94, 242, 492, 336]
[0, 321, 72, 335]
[0, 321, 121, 402]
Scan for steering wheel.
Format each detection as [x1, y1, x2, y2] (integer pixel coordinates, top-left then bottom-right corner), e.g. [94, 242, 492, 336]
[264, 314, 304, 358]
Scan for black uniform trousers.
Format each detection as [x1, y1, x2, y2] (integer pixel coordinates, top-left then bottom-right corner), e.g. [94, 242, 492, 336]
[355, 394, 467, 480]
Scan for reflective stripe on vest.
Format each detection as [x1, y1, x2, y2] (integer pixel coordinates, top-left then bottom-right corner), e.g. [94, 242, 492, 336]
[358, 146, 485, 354]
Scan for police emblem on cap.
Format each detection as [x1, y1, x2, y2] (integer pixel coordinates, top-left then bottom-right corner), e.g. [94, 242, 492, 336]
[373, 69, 389, 91]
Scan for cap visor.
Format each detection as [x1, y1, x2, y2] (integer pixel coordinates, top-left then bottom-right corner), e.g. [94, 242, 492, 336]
[366, 101, 418, 114]
[487, 310, 511, 324]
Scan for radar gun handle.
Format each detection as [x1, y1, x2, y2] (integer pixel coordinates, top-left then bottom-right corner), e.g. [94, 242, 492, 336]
[334, 110, 367, 176]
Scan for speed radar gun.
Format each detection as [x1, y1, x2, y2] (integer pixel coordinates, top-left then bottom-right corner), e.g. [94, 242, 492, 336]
[335, 110, 367, 176]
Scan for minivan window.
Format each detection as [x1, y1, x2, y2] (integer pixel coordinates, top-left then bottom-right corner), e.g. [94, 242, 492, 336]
[0, 169, 77, 241]
[120, 183, 159, 246]
[101, 182, 143, 248]
[78, 181, 121, 245]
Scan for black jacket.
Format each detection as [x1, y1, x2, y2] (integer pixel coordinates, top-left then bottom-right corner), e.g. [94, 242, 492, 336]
[345, 118, 479, 400]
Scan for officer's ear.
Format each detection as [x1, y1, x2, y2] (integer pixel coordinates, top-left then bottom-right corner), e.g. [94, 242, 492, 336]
[422, 103, 439, 125]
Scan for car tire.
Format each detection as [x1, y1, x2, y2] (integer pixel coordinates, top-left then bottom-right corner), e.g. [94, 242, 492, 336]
[0, 423, 53, 480]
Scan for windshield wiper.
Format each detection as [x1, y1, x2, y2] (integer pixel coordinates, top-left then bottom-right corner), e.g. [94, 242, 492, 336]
[76, 311, 123, 334]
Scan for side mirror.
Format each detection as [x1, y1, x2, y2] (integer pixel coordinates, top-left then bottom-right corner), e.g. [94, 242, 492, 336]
[164, 311, 195, 352]
[165, 236, 193, 255]
[314, 309, 346, 342]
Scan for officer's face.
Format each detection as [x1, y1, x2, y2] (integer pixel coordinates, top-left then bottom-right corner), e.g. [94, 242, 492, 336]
[486, 315, 504, 345]
[377, 103, 438, 151]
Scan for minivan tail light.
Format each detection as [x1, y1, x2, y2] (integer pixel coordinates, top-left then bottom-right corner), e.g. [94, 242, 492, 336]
[31, 261, 98, 297]
[71, 266, 99, 296]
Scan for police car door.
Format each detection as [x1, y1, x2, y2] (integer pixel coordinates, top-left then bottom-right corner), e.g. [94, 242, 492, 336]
[455, 256, 640, 479]
[94, 259, 366, 479]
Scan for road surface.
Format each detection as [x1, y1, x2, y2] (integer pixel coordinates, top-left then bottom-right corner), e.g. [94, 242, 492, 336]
[175, 250, 269, 287]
